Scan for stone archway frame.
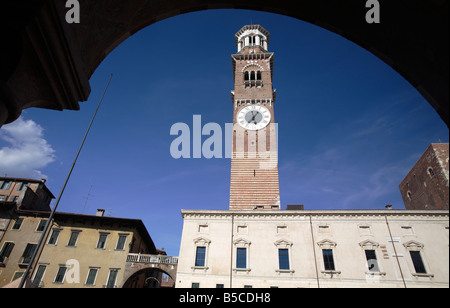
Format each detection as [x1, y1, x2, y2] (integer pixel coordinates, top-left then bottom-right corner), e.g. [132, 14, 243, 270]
[121, 263, 177, 288]
[1, 0, 448, 127]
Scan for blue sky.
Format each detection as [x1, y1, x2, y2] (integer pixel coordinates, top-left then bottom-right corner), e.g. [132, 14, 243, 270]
[0, 10, 448, 256]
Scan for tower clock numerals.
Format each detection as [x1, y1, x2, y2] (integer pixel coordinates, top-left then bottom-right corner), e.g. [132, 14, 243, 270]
[237, 105, 271, 131]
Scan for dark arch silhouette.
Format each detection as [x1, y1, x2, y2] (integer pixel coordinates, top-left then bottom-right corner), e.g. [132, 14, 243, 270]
[122, 267, 175, 288]
[1, 0, 448, 127]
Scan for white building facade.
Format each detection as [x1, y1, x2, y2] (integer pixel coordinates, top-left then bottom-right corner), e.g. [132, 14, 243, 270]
[176, 209, 449, 288]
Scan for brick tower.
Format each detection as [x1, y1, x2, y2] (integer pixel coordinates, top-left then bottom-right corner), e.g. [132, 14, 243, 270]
[229, 25, 280, 210]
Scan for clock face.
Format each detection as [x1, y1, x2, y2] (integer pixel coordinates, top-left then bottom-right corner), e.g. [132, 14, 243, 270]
[237, 105, 271, 131]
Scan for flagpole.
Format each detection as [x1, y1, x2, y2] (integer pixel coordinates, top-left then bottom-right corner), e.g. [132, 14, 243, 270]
[18, 74, 113, 288]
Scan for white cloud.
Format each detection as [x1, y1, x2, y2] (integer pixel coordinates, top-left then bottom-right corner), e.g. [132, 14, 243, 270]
[0, 117, 55, 179]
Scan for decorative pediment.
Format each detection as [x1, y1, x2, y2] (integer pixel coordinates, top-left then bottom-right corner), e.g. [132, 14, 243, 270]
[403, 240, 424, 251]
[274, 239, 293, 248]
[359, 240, 380, 250]
[193, 237, 211, 246]
[233, 238, 251, 247]
[317, 239, 337, 249]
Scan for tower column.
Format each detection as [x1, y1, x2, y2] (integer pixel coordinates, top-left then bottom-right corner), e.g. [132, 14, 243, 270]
[230, 25, 280, 211]
[255, 35, 261, 46]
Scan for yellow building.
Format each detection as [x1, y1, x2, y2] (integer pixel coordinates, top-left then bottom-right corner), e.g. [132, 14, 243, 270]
[32, 209, 158, 288]
[1, 208, 161, 288]
[0, 210, 50, 287]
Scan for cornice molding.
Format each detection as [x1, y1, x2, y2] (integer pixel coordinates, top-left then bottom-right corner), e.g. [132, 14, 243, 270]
[181, 209, 449, 220]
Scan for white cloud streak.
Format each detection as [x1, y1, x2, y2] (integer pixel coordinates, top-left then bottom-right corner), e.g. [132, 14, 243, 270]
[0, 117, 55, 179]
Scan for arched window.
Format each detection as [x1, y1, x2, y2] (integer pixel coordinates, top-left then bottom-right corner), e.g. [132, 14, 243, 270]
[428, 167, 435, 177]
[244, 71, 250, 81]
[243, 69, 263, 87]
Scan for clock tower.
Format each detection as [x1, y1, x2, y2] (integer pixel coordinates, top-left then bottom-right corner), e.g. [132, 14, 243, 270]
[229, 25, 280, 210]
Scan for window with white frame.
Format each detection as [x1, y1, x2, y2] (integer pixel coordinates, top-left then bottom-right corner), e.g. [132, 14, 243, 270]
[47, 229, 61, 245]
[67, 230, 81, 247]
[32, 264, 47, 287]
[54, 265, 68, 284]
[274, 239, 294, 273]
[115, 234, 128, 250]
[105, 269, 119, 288]
[317, 239, 340, 276]
[359, 240, 384, 275]
[96, 232, 109, 249]
[0, 181, 12, 190]
[192, 237, 211, 271]
[233, 238, 251, 272]
[11, 218, 23, 230]
[403, 240, 433, 277]
[85, 268, 99, 286]
[0, 242, 14, 264]
[36, 219, 47, 232]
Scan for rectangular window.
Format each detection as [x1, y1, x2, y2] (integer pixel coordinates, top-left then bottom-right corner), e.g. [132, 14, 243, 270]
[322, 249, 335, 271]
[12, 218, 23, 230]
[97, 233, 108, 249]
[115, 235, 127, 250]
[32, 265, 47, 287]
[21, 244, 37, 264]
[17, 182, 29, 191]
[85, 268, 99, 286]
[0, 242, 15, 263]
[47, 229, 60, 245]
[0, 195, 6, 201]
[216, 284, 224, 288]
[236, 248, 247, 269]
[192, 283, 200, 288]
[36, 219, 47, 232]
[67, 231, 80, 247]
[365, 250, 380, 272]
[54, 266, 67, 283]
[0, 181, 12, 190]
[106, 269, 118, 288]
[195, 247, 206, 267]
[410, 251, 427, 274]
[278, 249, 290, 270]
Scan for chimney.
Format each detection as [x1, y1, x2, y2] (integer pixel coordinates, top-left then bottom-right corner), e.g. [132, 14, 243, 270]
[385, 205, 393, 210]
[96, 209, 105, 217]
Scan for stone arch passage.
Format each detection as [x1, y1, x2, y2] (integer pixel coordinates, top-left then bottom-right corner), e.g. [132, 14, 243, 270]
[0, 0, 448, 127]
[121, 263, 177, 288]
